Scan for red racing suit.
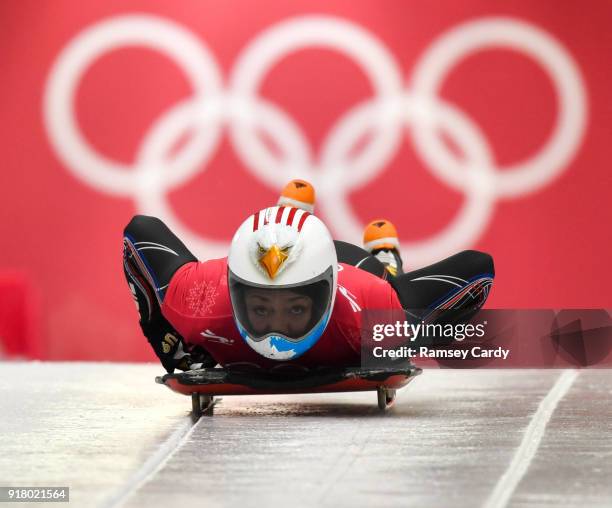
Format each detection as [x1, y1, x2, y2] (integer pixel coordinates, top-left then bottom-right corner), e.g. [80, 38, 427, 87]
[161, 258, 403, 369]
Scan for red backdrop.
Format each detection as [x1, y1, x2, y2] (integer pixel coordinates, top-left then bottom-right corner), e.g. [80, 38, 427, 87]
[1, 0, 611, 361]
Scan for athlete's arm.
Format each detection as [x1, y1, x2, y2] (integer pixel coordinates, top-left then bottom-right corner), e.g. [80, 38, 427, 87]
[122, 215, 213, 372]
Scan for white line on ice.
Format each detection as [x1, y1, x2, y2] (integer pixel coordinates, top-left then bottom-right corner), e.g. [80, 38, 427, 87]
[101, 415, 200, 508]
[483, 369, 579, 508]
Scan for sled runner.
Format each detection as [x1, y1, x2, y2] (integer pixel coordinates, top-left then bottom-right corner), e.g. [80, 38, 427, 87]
[156, 364, 422, 416]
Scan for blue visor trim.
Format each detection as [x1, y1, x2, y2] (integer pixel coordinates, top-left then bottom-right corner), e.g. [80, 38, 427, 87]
[237, 309, 331, 361]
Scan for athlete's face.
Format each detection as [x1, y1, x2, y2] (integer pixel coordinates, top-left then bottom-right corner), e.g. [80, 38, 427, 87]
[244, 288, 313, 338]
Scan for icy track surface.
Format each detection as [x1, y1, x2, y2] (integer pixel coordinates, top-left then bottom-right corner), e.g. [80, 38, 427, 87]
[0, 364, 611, 508]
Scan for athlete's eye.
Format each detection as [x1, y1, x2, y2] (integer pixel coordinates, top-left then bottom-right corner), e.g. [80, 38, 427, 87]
[253, 306, 269, 317]
[290, 305, 306, 315]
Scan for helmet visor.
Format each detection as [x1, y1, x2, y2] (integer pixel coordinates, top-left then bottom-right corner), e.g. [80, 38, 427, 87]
[229, 266, 333, 342]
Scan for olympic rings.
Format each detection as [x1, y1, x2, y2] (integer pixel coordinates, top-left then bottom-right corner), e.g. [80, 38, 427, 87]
[43, 14, 587, 266]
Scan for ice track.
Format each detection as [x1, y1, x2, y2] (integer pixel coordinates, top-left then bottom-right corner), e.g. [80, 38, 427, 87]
[1, 364, 611, 507]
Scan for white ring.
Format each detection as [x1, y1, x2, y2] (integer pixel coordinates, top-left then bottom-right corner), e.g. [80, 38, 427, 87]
[411, 17, 587, 198]
[229, 16, 404, 191]
[318, 94, 496, 266]
[44, 15, 223, 196]
[134, 96, 321, 258]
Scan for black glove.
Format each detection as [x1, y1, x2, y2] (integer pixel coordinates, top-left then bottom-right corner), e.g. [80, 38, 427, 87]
[175, 345, 217, 371]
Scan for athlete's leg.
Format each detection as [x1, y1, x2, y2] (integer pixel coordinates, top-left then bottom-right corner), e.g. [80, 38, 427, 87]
[334, 240, 388, 279]
[390, 250, 494, 328]
[122, 215, 213, 372]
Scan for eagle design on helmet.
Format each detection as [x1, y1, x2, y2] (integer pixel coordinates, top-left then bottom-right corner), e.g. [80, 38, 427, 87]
[249, 215, 302, 279]
[228, 205, 338, 360]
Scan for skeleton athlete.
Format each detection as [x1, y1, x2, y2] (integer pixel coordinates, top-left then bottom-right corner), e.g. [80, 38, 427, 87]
[122, 181, 494, 372]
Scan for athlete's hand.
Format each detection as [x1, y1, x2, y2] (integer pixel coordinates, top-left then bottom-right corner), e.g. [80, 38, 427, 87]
[176, 345, 217, 371]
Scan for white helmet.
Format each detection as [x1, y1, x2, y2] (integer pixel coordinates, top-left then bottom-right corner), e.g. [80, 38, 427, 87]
[228, 206, 338, 360]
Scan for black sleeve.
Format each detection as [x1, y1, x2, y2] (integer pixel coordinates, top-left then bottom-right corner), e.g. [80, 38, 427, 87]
[122, 215, 211, 372]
